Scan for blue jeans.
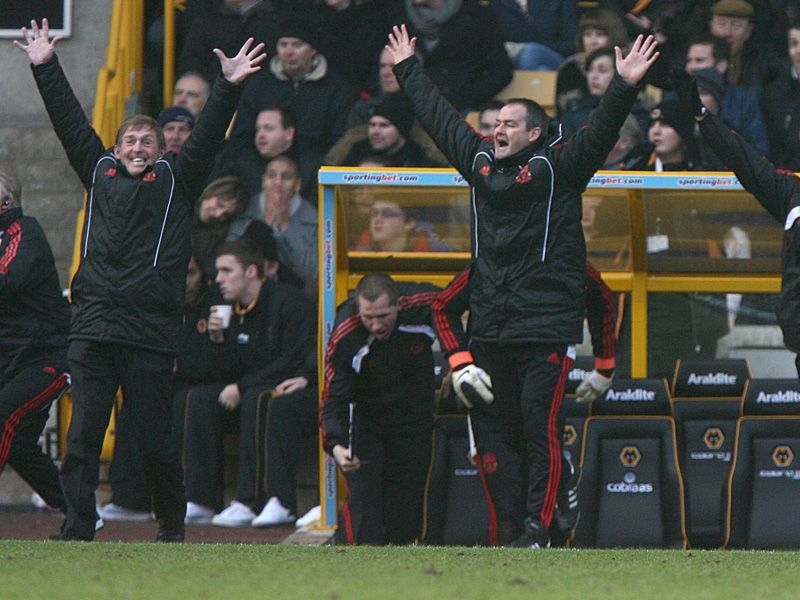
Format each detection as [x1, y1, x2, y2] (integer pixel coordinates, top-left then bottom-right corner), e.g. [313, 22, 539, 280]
[516, 42, 565, 70]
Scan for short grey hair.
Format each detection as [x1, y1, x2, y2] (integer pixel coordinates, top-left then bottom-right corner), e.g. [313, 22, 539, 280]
[0, 171, 21, 207]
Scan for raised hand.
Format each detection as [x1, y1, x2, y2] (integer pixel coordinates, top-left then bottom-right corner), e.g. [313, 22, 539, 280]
[214, 37, 266, 85]
[615, 34, 660, 87]
[386, 24, 417, 65]
[13, 19, 62, 66]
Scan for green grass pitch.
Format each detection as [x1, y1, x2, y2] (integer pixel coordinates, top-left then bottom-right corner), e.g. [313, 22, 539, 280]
[2, 542, 799, 600]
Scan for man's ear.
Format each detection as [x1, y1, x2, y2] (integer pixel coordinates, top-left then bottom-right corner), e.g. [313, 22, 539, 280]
[528, 126, 543, 143]
[245, 264, 258, 279]
[715, 59, 728, 75]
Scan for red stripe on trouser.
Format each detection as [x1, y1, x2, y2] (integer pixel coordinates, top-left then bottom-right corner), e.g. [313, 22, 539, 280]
[0, 373, 68, 475]
[473, 451, 499, 546]
[538, 354, 573, 527]
[342, 501, 356, 545]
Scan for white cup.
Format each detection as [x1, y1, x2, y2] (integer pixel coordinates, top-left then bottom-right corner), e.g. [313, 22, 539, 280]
[211, 304, 233, 329]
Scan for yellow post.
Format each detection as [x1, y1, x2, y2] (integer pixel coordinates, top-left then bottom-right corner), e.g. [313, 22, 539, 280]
[163, 0, 176, 109]
[627, 188, 649, 377]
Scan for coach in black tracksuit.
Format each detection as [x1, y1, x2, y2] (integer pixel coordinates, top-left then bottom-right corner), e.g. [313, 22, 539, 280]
[321, 274, 438, 545]
[434, 262, 617, 544]
[387, 26, 658, 546]
[17, 21, 265, 541]
[675, 71, 800, 377]
[0, 176, 70, 511]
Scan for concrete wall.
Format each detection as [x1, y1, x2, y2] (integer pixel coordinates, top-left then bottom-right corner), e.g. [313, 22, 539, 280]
[0, 3, 113, 286]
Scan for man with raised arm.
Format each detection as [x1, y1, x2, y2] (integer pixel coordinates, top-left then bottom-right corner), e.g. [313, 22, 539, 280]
[675, 70, 800, 379]
[14, 19, 266, 542]
[386, 24, 657, 548]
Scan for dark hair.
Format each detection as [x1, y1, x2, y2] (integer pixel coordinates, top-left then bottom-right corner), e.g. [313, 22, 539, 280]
[257, 104, 297, 130]
[355, 272, 399, 305]
[216, 238, 265, 277]
[504, 98, 548, 131]
[265, 154, 301, 177]
[585, 46, 616, 71]
[687, 33, 731, 63]
[577, 8, 629, 52]
[199, 176, 248, 210]
[115, 115, 165, 150]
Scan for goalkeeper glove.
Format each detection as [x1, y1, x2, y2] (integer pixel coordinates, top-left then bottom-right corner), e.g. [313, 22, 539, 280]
[575, 369, 613, 404]
[449, 352, 493, 409]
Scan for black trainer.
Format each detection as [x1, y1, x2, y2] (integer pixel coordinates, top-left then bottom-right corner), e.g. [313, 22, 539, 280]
[555, 455, 580, 537]
[509, 518, 551, 549]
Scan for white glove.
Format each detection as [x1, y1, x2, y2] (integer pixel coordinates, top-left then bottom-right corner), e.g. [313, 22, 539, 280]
[452, 364, 494, 408]
[575, 369, 613, 404]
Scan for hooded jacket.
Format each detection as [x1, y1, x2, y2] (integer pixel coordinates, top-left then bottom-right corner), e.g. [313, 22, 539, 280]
[32, 56, 241, 354]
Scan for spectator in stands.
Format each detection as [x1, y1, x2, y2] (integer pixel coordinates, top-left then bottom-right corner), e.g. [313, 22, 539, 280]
[157, 106, 195, 154]
[173, 72, 211, 118]
[229, 12, 358, 193]
[15, 20, 266, 541]
[683, 33, 769, 155]
[326, 94, 446, 168]
[313, 0, 388, 94]
[193, 176, 250, 278]
[390, 0, 513, 111]
[556, 8, 628, 118]
[477, 100, 504, 138]
[492, 0, 579, 70]
[345, 47, 403, 129]
[626, 100, 698, 171]
[601, 114, 643, 169]
[236, 155, 318, 295]
[708, 0, 774, 97]
[177, 0, 280, 83]
[321, 273, 438, 544]
[186, 239, 311, 527]
[0, 172, 73, 531]
[234, 218, 306, 291]
[761, 20, 800, 171]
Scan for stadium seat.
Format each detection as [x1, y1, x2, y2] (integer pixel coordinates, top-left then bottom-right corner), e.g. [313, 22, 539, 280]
[421, 414, 490, 546]
[574, 378, 686, 548]
[723, 379, 800, 549]
[495, 70, 557, 115]
[670, 358, 748, 547]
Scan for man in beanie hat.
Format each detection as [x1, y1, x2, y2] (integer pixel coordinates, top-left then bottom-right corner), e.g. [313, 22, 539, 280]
[157, 106, 195, 154]
[228, 11, 357, 197]
[627, 100, 696, 171]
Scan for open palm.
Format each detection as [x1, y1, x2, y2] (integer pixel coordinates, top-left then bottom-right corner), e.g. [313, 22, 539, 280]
[214, 38, 267, 85]
[615, 34, 659, 87]
[13, 19, 62, 66]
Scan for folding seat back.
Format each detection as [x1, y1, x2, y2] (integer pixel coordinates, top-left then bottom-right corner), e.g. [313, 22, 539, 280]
[670, 358, 748, 548]
[724, 379, 800, 549]
[574, 378, 685, 548]
[421, 415, 489, 546]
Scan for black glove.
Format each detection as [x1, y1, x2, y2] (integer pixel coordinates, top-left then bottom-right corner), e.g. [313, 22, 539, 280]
[671, 68, 705, 119]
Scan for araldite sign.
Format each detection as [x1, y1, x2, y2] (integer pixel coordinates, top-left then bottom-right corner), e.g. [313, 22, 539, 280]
[744, 379, 800, 416]
[593, 378, 670, 416]
[672, 359, 748, 398]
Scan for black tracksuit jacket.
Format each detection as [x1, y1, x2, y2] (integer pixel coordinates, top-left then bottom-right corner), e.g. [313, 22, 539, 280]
[31, 56, 240, 355]
[699, 113, 800, 352]
[0, 209, 70, 382]
[435, 262, 617, 369]
[320, 290, 439, 454]
[394, 57, 639, 345]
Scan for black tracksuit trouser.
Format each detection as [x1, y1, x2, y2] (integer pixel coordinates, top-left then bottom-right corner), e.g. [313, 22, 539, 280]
[0, 364, 69, 510]
[60, 341, 185, 539]
[340, 420, 432, 545]
[473, 342, 573, 543]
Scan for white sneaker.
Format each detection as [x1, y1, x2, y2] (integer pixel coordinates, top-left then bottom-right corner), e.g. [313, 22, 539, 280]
[252, 497, 296, 528]
[295, 505, 321, 529]
[211, 500, 256, 528]
[97, 503, 153, 522]
[32, 492, 48, 509]
[185, 502, 215, 525]
[95, 517, 105, 531]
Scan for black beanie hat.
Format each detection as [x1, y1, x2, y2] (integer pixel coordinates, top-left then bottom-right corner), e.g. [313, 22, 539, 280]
[649, 99, 694, 143]
[371, 94, 415, 139]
